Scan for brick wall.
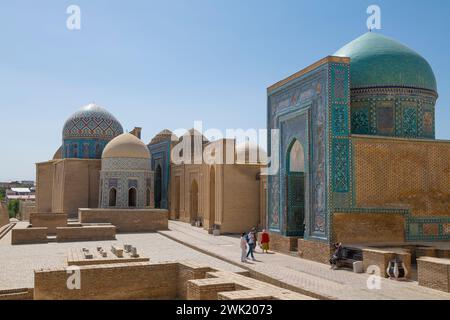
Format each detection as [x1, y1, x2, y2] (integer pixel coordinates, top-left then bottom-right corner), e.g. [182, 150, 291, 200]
[56, 226, 116, 242]
[78, 208, 169, 232]
[266, 232, 298, 253]
[36, 161, 55, 213]
[11, 228, 48, 245]
[352, 136, 450, 217]
[298, 239, 332, 264]
[34, 262, 179, 300]
[34, 261, 215, 300]
[30, 213, 67, 234]
[0, 202, 8, 228]
[417, 257, 450, 293]
[222, 164, 262, 234]
[333, 212, 405, 243]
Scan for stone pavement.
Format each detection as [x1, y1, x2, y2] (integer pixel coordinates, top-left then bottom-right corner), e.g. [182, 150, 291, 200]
[0, 222, 244, 291]
[159, 221, 450, 300]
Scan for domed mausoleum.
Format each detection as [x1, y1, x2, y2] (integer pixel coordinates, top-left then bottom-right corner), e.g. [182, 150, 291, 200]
[62, 103, 123, 159]
[267, 31, 450, 264]
[99, 133, 154, 209]
[335, 32, 438, 138]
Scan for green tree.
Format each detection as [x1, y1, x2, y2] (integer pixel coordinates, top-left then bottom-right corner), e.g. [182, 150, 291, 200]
[8, 200, 19, 219]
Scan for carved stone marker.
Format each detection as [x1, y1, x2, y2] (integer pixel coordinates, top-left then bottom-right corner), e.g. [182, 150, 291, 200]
[130, 247, 139, 258]
[111, 245, 123, 258]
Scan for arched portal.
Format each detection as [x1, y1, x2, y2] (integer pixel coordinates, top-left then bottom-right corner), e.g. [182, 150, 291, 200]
[286, 139, 306, 237]
[146, 188, 151, 207]
[109, 188, 117, 207]
[209, 166, 216, 228]
[190, 180, 199, 223]
[155, 164, 162, 208]
[128, 187, 137, 207]
[174, 176, 181, 219]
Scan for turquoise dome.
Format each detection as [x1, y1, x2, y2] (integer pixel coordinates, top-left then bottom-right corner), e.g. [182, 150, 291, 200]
[334, 32, 437, 92]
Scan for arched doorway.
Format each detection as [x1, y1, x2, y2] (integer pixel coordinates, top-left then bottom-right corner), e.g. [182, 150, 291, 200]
[109, 188, 117, 207]
[146, 188, 151, 207]
[154, 164, 162, 208]
[128, 188, 137, 207]
[209, 166, 216, 228]
[286, 139, 306, 237]
[190, 180, 199, 223]
[174, 176, 180, 219]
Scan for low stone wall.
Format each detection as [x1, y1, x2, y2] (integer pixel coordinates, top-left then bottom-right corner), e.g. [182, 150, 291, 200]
[0, 288, 34, 300]
[34, 261, 214, 300]
[187, 271, 312, 300]
[79, 208, 169, 233]
[265, 232, 298, 253]
[11, 228, 48, 245]
[417, 257, 450, 293]
[30, 213, 67, 234]
[56, 226, 116, 242]
[362, 248, 412, 278]
[298, 239, 332, 264]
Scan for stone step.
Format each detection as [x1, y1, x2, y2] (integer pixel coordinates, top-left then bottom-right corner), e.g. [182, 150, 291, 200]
[47, 235, 57, 242]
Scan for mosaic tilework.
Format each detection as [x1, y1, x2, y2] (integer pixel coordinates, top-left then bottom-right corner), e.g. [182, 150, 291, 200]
[100, 157, 153, 209]
[350, 87, 437, 139]
[148, 139, 172, 209]
[102, 158, 150, 171]
[63, 105, 123, 140]
[267, 65, 327, 238]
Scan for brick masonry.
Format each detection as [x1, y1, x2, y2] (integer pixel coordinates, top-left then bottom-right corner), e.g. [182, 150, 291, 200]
[417, 257, 450, 293]
[298, 239, 332, 265]
[30, 213, 68, 234]
[266, 232, 298, 253]
[11, 228, 48, 245]
[79, 208, 168, 233]
[56, 226, 116, 242]
[333, 213, 405, 243]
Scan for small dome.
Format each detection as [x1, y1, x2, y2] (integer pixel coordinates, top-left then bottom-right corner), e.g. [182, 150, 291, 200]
[149, 129, 178, 145]
[235, 141, 267, 164]
[102, 133, 151, 159]
[334, 32, 437, 92]
[63, 103, 123, 140]
[52, 146, 62, 160]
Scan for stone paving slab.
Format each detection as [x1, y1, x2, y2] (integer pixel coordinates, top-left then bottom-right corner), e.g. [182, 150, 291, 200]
[159, 221, 450, 300]
[0, 223, 244, 291]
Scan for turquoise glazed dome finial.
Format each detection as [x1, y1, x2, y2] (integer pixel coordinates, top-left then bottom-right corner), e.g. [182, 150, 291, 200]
[334, 32, 437, 92]
[62, 103, 123, 159]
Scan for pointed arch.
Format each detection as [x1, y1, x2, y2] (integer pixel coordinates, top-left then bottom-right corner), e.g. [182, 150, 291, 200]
[109, 188, 117, 207]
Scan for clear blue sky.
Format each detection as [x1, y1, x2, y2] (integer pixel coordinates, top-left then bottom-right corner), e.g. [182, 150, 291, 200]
[1, 0, 449, 181]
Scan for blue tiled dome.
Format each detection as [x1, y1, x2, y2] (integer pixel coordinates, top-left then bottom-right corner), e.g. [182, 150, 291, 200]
[63, 103, 123, 140]
[334, 32, 437, 92]
[62, 104, 123, 159]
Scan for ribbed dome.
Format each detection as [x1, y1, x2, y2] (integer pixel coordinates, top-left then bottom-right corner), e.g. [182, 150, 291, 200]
[102, 133, 151, 159]
[63, 103, 123, 140]
[149, 129, 178, 145]
[334, 32, 437, 92]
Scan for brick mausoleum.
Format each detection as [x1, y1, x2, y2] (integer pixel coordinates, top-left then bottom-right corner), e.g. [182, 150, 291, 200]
[266, 32, 450, 263]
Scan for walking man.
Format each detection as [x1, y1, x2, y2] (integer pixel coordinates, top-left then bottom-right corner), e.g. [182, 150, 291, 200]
[246, 229, 256, 261]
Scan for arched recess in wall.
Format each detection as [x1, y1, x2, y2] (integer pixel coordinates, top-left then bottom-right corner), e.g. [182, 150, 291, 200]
[209, 166, 216, 227]
[146, 188, 151, 207]
[190, 179, 199, 222]
[109, 188, 117, 207]
[128, 187, 137, 207]
[155, 164, 162, 208]
[286, 139, 306, 237]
